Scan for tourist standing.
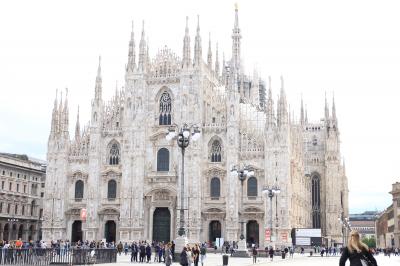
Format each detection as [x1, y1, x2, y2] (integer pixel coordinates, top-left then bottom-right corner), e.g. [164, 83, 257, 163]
[164, 243, 172, 266]
[117, 241, 123, 255]
[339, 231, 377, 266]
[252, 246, 258, 264]
[200, 243, 206, 266]
[171, 241, 175, 261]
[268, 246, 274, 261]
[124, 242, 129, 255]
[193, 244, 200, 266]
[140, 242, 146, 262]
[180, 247, 189, 266]
[131, 242, 138, 262]
[146, 243, 152, 263]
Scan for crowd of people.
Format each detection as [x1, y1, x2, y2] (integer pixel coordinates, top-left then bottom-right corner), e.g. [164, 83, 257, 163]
[113, 241, 207, 266]
[2, 231, 400, 266]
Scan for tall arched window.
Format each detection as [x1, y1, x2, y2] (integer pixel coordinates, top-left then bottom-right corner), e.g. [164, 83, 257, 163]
[30, 201, 35, 216]
[75, 180, 84, 199]
[210, 140, 222, 162]
[107, 180, 117, 199]
[247, 177, 258, 197]
[210, 177, 221, 198]
[157, 148, 169, 171]
[159, 91, 172, 125]
[109, 142, 120, 165]
[311, 174, 321, 228]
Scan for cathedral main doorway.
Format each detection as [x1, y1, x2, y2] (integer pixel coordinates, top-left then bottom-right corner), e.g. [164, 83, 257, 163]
[246, 220, 259, 246]
[209, 220, 222, 243]
[105, 220, 116, 243]
[152, 208, 171, 243]
[71, 221, 82, 243]
[3, 224, 9, 241]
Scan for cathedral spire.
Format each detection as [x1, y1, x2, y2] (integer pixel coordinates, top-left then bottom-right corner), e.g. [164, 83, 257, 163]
[207, 32, 212, 69]
[182, 16, 191, 69]
[332, 94, 337, 121]
[325, 92, 330, 121]
[305, 104, 308, 124]
[215, 42, 220, 77]
[63, 88, 69, 133]
[75, 105, 80, 141]
[51, 89, 59, 134]
[127, 21, 136, 72]
[277, 76, 288, 127]
[138, 20, 147, 71]
[251, 68, 260, 107]
[95, 56, 102, 101]
[193, 15, 202, 67]
[231, 3, 242, 75]
[58, 90, 63, 133]
[300, 96, 305, 125]
[266, 76, 275, 129]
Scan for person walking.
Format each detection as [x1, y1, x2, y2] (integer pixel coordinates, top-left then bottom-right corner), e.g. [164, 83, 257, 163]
[131, 242, 138, 262]
[268, 246, 274, 262]
[339, 231, 378, 266]
[146, 243, 152, 263]
[140, 242, 146, 263]
[158, 243, 164, 263]
[252, 246, 258, 264]
[193, 244, 200, 266]
[200, 244, 206, 266]
[180, 247, 189, 266]
[117, 241, 123, 255]
[164, 243, 172, 266]
[124, 242, 129, 255]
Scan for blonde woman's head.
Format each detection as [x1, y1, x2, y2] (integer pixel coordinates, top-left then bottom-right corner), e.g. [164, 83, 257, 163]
[348, 230, 368, 253]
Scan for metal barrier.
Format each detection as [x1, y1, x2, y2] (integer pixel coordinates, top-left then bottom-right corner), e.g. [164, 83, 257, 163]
[0, 248, 117, 265]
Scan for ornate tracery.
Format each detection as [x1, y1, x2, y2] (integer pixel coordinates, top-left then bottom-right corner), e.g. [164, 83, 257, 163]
[159, 92, 172, 125]
[210, 140, 222, 162]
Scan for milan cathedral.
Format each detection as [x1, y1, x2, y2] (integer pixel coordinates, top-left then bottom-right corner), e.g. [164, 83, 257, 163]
[42, 6, 348, 247]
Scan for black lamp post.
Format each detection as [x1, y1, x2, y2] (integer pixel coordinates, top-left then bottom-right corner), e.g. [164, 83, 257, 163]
[230, 166, 254, 242]
[262, 186, 280, 244]
[166, 123, 201, 237]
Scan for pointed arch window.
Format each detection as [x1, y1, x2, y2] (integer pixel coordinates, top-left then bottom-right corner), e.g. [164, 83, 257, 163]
[210, 177, 221, 198]
[107, 180, 117, 199]
[157, 148, 170, 171]
[247, 177, 258, 197]
[75, 180, 84, 200]
[109, 143, 120, 165]
[311, 174, 321, 228]
[210, 140, 222, 162]
[159, 91, 172, 125]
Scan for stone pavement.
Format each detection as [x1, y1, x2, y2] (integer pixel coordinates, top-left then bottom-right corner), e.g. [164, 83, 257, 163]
[105, 253, 400, 266]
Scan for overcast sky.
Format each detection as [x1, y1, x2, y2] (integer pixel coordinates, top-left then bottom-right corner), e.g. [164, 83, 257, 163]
[0, 0, 399, 213]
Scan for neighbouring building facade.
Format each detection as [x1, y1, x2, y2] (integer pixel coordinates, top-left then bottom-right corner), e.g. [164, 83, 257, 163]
[0, 153, 46, 241]
[376, 182, 400, 249]
[42, 6, 349, 247]
[349, 211, 378, 239]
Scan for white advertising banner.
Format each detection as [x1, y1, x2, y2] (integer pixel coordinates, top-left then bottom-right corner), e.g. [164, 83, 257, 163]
[295, 237, 311, 246]
[295, 228, 321, 237]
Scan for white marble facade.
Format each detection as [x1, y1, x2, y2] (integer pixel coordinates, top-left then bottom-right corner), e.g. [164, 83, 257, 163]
[42, 6, 348, 247]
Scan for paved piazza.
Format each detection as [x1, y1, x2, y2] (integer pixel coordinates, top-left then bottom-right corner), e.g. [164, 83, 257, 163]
[105, 253, 400, 266]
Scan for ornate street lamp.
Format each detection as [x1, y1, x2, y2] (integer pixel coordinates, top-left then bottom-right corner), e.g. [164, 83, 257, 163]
[262, 186, 281, 244]
[338, 212, 351, 246]
[230, 165, 254, 252]
[166, 123, 201, 237]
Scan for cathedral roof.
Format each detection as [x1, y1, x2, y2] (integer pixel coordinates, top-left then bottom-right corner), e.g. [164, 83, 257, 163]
[149, 46, 181, 79]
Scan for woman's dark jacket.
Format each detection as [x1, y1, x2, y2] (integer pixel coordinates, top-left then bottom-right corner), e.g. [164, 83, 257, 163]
[339, 247, 377, 266]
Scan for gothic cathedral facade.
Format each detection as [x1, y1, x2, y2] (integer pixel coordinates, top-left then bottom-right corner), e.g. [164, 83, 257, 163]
[42, 6, 349, 247]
